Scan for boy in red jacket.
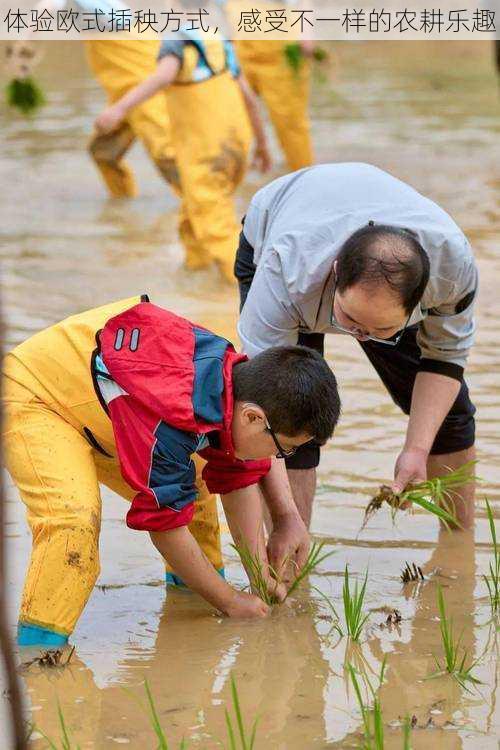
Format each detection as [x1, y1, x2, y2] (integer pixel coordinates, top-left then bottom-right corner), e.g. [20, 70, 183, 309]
[3, 296, 340, 647]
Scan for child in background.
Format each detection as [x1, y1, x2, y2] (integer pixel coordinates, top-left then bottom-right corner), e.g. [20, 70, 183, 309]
[3, 295, 340, 647]
[233, 39, 314, 171]
[86, 39, 179, 198]
[95, 34, 271, 282]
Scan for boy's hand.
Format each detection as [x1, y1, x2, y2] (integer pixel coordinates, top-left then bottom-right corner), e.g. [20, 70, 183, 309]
[267, 512, 310, 581]
[95, 105, 125, 135]
[223, 590, 270, 619]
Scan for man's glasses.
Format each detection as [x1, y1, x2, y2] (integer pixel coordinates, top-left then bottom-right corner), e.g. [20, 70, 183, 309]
[330, 280, 412, 347]
[265, 420, 298, 459]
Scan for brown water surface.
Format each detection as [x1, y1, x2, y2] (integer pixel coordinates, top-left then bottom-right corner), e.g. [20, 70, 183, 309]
[0, 40, 499, 749]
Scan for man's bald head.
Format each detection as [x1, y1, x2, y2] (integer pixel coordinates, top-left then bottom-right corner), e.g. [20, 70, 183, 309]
[336, 224, 430, 315]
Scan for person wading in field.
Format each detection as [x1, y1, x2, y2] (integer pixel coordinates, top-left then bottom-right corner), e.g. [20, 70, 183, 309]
[235, 162, 478, 534]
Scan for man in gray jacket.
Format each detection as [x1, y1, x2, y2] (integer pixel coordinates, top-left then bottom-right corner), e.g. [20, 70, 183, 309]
[235, 163, 477, 543]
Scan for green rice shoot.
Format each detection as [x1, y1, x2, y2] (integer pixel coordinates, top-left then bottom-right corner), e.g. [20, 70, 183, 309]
[231, 539, 279, 605]
[430, 584, 482, 692]
[342, 566, 369, 642]
[285, 541, 334, 598]
[362, 461, 477, 531]
[34, 701, 82, 750]
[402, 715, 412, 749]
[232, 539, 333, 605]
[347, 657, 386, 750]
[312, 566, 369, 642]
[483, 499, 499, 619]
[6, 77, 46, 114]
[224, 673, 258, 750]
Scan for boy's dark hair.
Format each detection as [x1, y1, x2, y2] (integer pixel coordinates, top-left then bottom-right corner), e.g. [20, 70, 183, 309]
[232, 346, 340, 442]
[336, 224, 430, 315]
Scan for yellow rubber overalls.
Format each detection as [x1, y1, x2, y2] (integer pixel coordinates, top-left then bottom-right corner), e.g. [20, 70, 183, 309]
[85, 40, 180, 197]
[2, 297, 222, 646]
[163, 39, 252, 281]
[234, 40, 313, 171]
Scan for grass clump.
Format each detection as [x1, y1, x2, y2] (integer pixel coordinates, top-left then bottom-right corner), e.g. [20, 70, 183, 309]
[430, 584, 482, 691]
[483, 499, 499, 619]
[362, 462, 477, 531]
[347, 658, 386, 750]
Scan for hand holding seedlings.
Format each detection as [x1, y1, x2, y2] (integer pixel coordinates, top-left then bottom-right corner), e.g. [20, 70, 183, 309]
[224, 590, 271, 619]
[361, 462, 477, 531]
[234, 540, 333, 606]
[267, 512, 310, 583]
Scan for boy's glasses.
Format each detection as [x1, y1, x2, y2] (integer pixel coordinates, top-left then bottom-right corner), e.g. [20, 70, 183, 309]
[330, 280, 412, 347]
[265, 420, 298, 459]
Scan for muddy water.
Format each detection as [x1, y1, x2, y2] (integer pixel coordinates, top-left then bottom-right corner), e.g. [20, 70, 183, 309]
[1, 41, 499, 748]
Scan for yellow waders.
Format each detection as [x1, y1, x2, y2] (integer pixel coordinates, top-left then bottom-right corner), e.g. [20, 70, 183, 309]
[166, 71, 252, 280]
[3, 298, 222, 645]
[85, 40, 180, 197]
[235, 41, 313, 171]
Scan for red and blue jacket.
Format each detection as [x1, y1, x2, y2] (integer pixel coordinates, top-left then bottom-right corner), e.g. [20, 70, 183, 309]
[92, 298, 271, 532]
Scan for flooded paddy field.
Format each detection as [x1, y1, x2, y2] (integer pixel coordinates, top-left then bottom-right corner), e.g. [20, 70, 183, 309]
[1, 40, 499, 748]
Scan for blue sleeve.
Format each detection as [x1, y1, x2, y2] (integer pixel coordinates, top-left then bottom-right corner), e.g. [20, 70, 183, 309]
[124, 415, 200, 532]
[158, 40, 185, 64]
[148, 422, 199, 512]
[224, 41, 241, 79]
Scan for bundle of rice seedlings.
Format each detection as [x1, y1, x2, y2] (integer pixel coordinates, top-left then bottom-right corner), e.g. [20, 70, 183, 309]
[284, 43, 329, 75]
[5, 42, 46, 115]
[232, 540, 278, 605]
[232, 539, 333, 605]
[6, 76, 46, 114]
[361, 461, 477, 531]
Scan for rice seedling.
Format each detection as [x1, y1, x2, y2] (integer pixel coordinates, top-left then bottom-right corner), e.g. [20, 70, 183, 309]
[231, 540, 278, 605]
[483, 499, 499, 619]
[35, 701, 81, 750]
[346, 658, 386, 750]
[313, 566, 369, 642]
[285, 541, 334, 598]
[402, 715, 413, 749]
[142, 679, 188, 749]
[362, 462, 477, 531]
[342, 566, 369, 642]
[232, 539, 333, 605]
[224, 674, 258, 750]
[430, 584, 482, 691]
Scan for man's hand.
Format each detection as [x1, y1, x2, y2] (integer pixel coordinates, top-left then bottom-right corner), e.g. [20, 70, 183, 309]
[223, 590, 270, 619]
[95, 105, 125, 135]
[261, 572, 287, 603]
[267, 512, 310, 582]
[392, 447, 428, 499]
